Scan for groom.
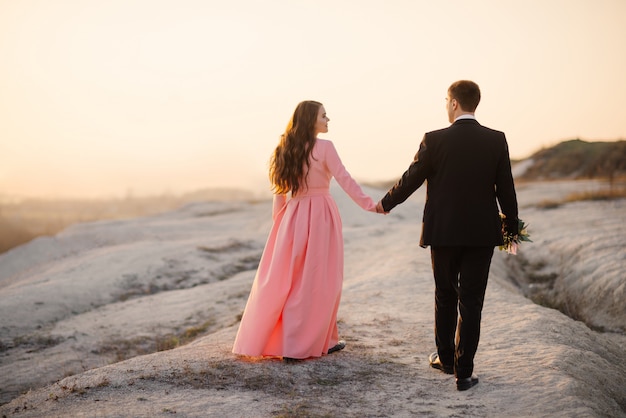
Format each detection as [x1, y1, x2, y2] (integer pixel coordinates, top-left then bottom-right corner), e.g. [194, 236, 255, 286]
[376, 80, 519, 391]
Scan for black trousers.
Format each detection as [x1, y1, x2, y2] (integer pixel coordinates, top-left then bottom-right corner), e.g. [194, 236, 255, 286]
[430, 246, 494, 379]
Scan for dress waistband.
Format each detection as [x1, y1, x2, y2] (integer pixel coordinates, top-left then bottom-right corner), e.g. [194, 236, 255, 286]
[292, 187, 330, 198]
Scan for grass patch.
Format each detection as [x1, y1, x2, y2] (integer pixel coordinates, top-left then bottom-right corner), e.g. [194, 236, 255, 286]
[536, 185, 626, 209]
[156, 336, 180, 352]
[519, 139, 626, 181]
[4, 334, 65, 353]
[97, 319, 217, 362]
[157, 319, 217, 350]
[563, 188, 626, 202]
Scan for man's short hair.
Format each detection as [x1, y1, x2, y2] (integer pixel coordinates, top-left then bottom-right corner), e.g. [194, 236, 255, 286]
[448, 80, 481, 112]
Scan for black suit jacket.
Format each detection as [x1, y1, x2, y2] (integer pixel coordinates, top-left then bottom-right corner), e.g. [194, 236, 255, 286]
[381, 119, 518, 247]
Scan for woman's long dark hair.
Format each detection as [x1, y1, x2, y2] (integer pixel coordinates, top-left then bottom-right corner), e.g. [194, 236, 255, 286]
[269, 100, 321, 196]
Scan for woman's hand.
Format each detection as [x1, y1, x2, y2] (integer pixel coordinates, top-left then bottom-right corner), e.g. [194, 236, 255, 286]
[375, 201, 388, 215]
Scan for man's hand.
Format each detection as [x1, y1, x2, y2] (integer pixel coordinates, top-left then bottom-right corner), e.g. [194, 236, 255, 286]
[376, 201, 388, 214]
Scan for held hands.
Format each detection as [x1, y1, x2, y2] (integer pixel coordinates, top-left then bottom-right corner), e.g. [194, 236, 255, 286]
[375, 201, 389, 215]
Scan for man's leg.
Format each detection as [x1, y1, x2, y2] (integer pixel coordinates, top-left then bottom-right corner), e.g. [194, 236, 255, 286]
[455, 246, 494, 379]
[431, 247, 462, 367]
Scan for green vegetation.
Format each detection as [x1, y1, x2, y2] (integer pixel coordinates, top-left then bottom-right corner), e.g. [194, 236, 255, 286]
[519, 139, 626, 183]
[153, 319, 217, 352]
[536, 185, 626, 209]
[90, 319, 216, 364]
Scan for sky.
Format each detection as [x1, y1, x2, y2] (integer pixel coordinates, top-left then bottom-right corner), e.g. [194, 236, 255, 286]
[1, 0, 625, 200]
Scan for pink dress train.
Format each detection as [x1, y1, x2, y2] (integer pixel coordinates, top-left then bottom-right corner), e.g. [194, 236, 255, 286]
[232, 139, 376, 359]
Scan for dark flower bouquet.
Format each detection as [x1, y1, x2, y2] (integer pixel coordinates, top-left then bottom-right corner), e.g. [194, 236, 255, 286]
[499, 214, 532, 255]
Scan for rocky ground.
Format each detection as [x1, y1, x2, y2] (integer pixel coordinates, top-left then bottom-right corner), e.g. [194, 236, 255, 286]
[1, 180, 624, 417]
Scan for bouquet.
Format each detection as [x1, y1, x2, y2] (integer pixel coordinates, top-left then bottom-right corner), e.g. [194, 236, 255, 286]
[499, 214, 532, 255]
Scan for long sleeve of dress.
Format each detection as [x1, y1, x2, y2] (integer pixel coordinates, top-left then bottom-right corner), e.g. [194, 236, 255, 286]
[272, 194, 287, 221]
[324, 141, 377, 212]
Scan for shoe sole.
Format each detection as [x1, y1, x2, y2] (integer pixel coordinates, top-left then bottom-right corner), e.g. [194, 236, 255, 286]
[456, 378, 479, 391]
[429, 353, 454, 374]
[328, 340, 346, 354]
[430, 362, 454, 374]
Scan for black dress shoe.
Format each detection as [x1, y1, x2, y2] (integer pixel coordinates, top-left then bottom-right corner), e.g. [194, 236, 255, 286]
[429, 352, 454, 374]
[456, 374, 479, 391]
[327, 340, 346, 354]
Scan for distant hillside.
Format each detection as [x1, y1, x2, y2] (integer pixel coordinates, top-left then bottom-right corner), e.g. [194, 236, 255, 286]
[516, 139, 626, 181]
[0, 188, 257, 255]
[0, 216, 36, 254]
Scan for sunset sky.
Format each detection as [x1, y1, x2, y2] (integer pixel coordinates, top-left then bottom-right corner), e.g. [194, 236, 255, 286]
[1, 0, 625, 199]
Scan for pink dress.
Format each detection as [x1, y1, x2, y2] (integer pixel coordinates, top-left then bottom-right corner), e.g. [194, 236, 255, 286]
[232, 139, 376, 359]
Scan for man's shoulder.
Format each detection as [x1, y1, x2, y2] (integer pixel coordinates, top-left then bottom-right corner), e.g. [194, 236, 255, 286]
[478, 124, 505, 136]
[467, 120, 505, 137]
[424, 126, 450, 139]
[426, 122, 505, 137]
